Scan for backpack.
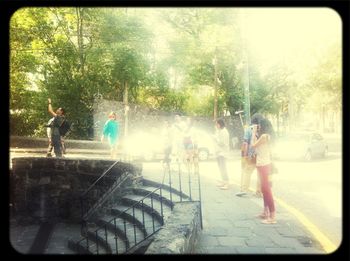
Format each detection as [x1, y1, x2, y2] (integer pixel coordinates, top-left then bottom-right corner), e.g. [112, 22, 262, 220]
[59, 119, 71, 137]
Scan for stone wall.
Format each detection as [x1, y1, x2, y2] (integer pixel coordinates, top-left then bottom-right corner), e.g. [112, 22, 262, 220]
[10, 136, 110, 150]
[10, 157, 142, 224]
[93, 98, 243, 148]
[145, 201, 201, 254]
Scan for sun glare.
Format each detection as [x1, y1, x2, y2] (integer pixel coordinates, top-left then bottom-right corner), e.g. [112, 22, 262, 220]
[242, 8, 341, 71]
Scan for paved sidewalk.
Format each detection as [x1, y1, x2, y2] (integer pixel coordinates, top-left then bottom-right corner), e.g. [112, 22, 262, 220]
[142, 161, 325, 254]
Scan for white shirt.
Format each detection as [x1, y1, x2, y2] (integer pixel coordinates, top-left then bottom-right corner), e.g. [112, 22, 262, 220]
[255, 134, 272, 166]
[214, 127, 230, 157]
[47, 117, 54, 139]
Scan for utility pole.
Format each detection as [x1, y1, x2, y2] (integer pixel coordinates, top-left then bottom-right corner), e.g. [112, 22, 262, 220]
[123, 81, 129, 138]
[124, 7, 129, 139]
[213, 47, 218, 121]
[243, 49, 251, 126]
[241, 11, 251, 126]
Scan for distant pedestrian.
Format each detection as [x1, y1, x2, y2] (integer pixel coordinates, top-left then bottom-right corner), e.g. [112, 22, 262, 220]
[47, 98, 66, 158]
[172, 114, 186, 161]
[251, 118, 276, 224]
[46, 117, 67, 157]
[236, 113, 264, 197]
[161, 120, 173, 164]
[213, 118, 231, 190]
[182, 117, 199, 174]
[101, 111, 120, 159]
[46, 117, 54, 157]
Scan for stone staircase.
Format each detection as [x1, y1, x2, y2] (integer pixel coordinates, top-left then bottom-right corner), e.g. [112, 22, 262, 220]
[10, 158, 200, 255]
[67, 177, 190, 254]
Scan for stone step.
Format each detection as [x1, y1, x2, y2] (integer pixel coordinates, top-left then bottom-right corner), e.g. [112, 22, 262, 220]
[141, 178, 193, 201]
[121, 194, 172, 223]
[94, 214, 146, 254]
[67, 229, 111, 255]
[132, 186, 174, 209]
[111, 204, 162, 236]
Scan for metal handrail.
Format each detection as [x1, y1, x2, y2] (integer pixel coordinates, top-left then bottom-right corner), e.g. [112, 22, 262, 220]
[80, 161, 119, 220]
[81, 160, 119, 198]
[162, 158, 203, 228]
[73, 157, 203, 254]
[75, 186, 166, 254]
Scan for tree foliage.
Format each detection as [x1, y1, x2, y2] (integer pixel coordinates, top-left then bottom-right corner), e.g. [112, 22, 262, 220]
[10, 8, 341, 138]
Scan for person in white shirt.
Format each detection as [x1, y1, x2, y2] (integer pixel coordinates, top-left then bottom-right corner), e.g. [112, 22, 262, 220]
[214, 118, 230, 190]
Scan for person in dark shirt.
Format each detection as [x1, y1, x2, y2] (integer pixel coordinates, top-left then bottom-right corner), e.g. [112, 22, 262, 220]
[47, 98, 66, 158]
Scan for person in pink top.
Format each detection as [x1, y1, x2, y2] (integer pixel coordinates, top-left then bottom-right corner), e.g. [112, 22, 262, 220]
[251, 118, 276, 224]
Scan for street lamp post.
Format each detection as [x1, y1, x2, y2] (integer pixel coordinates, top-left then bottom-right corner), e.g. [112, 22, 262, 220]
[243, 51, 251, 126]
[213, 49, 218, 121]
[240, 11, 251, 126]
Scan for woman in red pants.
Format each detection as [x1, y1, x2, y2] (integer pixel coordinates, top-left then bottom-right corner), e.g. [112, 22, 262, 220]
[251, 118, 276, 224]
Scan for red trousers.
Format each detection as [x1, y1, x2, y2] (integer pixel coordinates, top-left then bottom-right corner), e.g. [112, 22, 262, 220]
[257, 164, 275, 213]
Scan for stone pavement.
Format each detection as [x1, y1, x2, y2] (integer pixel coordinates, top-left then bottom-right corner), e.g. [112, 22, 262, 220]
[141, 160, 326, 255]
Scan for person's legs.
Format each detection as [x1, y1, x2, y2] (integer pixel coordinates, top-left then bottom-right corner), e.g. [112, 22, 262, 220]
[61, 139, 66, 154]
[164, 146, 172, 163]
[47, 139, 53, 157]
[258, 165, 276, 223]
[255, 171, 262, 197]
[52, 135, 62, 157]
[109, 138, 118, 159]
[237, 157, 255, 196]
[217, 156, 229, 189]
[243, 158, 255, 191]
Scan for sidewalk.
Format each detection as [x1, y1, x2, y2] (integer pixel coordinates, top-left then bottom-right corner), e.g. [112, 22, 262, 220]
[142, 161, 325, 254]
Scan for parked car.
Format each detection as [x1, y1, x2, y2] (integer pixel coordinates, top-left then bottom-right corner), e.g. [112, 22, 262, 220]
[194, 129, 216, 161]
[273, 132, 328, 161]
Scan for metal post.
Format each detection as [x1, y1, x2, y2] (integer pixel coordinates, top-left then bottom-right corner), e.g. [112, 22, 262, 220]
[241, 11, 251, 126]
[213, 48, 218, 121]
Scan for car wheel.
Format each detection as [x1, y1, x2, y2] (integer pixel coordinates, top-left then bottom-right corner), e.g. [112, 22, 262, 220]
[305, 150, 312, 161]
[198, 148, 209, 161]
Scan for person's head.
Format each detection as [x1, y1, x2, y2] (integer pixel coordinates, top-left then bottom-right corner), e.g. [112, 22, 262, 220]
[216, 118, 225, 129]
[175, 114, 181, 122]
[56, 107, 65, 115]
[108, 111, 117, 120]
[251, 113, 264, 125]
[258, 118, 276, 142]
[186, 116, 193, 126]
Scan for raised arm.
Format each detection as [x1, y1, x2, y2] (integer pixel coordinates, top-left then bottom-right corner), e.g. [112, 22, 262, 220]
[48, 98, 57, 117]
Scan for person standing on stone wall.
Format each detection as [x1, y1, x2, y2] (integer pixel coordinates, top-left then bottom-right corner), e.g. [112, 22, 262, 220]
[101, 111, 120, 159]
[47, 98, 66, 158]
